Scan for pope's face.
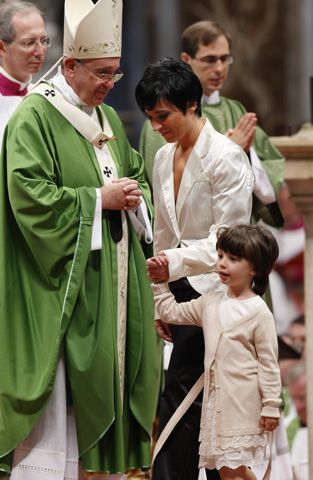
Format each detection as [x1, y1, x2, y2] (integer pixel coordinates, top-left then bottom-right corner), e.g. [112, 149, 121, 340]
[0, 11, 47, 82]
[183, 35, 231, 96]
[65, 57, 120, 107]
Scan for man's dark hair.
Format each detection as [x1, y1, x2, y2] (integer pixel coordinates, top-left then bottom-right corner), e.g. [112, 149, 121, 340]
[291, 315, 305, 326]
[182, 20, 231, 58]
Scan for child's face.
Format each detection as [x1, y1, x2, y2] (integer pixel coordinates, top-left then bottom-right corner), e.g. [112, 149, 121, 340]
[217, 249, 255, 293]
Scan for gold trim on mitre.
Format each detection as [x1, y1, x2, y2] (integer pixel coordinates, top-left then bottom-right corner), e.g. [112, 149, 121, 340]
[63, 0, 122, 59]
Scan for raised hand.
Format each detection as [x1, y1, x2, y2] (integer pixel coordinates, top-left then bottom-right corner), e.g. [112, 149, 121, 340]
[225, 112, 257, 152]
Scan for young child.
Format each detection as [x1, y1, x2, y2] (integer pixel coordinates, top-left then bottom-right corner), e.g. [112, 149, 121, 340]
[151, 224, 281, 480]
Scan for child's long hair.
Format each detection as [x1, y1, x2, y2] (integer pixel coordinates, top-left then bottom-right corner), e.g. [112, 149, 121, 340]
[216, 224, 279, 296]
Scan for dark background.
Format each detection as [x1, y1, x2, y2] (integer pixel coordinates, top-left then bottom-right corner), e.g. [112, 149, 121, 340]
[33, 0, 313, 148]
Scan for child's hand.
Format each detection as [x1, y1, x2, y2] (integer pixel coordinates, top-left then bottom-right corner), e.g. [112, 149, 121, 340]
[147, 252, 169, 283]
[260, 416, 279, 432]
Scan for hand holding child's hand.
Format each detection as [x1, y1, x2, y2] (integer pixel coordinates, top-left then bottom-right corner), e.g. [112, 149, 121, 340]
[260, 416, 279, 432]
[147, 252, 169, 283]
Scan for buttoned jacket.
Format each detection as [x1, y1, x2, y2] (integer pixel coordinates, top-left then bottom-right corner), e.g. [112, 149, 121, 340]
[153, 118, 253, 294]
[153, 284, 281, 445]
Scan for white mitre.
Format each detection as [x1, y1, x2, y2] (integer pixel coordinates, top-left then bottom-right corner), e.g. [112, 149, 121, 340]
[64, 0, 122, 58]
[31, 0, 123, 88]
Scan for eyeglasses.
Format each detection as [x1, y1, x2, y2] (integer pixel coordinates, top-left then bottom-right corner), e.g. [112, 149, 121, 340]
[8, 37, 51, 49]
[75, 59, 124, 83]
[193, 54, 234, 68]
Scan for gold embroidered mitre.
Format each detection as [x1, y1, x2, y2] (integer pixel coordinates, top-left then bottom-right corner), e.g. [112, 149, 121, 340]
[63, 0, 122, 59]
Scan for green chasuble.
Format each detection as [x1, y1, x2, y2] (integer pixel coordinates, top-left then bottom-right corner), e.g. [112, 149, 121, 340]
[0, 93, 161, 476]
[139, 95, 285, 229]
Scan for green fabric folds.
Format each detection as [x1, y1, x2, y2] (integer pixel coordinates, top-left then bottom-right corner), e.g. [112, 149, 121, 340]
[0, 93, 161, 476]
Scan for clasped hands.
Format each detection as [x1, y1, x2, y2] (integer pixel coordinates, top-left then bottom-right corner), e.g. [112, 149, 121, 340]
[225, 112, 257, 153]
[100, 177, 142, 211]
[147, 251, 169, 283]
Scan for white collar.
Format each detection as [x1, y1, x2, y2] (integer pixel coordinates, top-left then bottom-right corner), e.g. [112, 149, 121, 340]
[49, 67, 87, 107]
[201, 90, 220, 105]
[0, 65, 31, 91]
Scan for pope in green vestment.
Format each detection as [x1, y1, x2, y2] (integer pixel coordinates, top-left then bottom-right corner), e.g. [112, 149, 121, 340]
[139, 95, 285, 229]
[0, 86, 161, 477]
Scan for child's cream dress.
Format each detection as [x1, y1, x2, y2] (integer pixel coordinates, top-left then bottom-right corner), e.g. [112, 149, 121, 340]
[199, 292, 269, 471]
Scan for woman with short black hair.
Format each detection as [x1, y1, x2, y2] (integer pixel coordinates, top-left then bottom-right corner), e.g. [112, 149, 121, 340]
[135, 57, 253, 480]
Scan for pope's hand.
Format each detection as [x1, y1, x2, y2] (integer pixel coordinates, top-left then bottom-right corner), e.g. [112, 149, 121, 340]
[100, 178, 142, 210]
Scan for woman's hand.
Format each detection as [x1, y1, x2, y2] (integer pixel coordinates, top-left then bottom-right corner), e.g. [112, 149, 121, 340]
[147, 252, 169, 283]
[260, 416, 280, 431]
[155, 319, 173, 342]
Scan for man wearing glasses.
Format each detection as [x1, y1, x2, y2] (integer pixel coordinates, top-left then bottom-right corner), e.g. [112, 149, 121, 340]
[0, 0, 159, 479]
[0, 1, 49, 144]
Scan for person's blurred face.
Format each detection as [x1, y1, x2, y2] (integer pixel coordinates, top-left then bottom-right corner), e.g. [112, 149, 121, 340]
[289, 373, 307, 425]
[182, 35, 231, 96]
[0, 11, 47, 82]
[64, 57, 120, 107]
[289, 322, 306, 348]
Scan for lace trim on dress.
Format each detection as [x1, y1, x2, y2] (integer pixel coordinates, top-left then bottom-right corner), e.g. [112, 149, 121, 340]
[214, 434, 268, 451]
[199, 383, 267, 470]
[199, 446, 266, 471]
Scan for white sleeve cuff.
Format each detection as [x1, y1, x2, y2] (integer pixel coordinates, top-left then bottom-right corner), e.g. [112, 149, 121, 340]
[250, 147, 276, 205]
[91, 188, 102, 251]
[128, 197, 153, 243]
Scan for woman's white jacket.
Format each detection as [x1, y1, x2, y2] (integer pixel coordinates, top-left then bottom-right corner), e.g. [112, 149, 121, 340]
[153, 118, 254, 294]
